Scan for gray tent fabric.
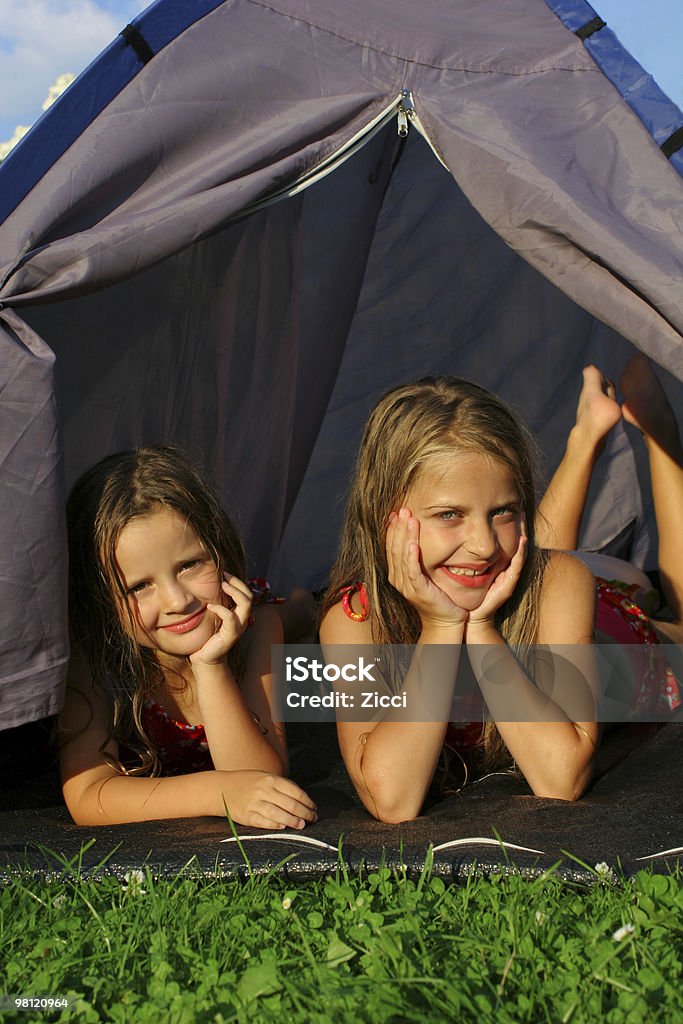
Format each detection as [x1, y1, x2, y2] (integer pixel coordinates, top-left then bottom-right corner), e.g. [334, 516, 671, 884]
[0, 0, 682, 729]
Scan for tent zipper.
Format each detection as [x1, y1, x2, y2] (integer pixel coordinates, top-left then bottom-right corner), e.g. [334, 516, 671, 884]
[395, 89, 449, 169]
[284, 92, 405, 198]
[215, 91, 449, 228]
[230, 93, 406, 225]
[397, 89, 413, 137]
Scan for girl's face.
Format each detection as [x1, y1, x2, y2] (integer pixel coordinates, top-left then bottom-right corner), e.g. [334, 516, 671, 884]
[401, 451, 524, 611]
[113, 507, 223, 659]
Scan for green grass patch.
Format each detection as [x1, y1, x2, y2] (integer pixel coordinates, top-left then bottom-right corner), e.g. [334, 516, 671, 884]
[1, 856, 682, 1023]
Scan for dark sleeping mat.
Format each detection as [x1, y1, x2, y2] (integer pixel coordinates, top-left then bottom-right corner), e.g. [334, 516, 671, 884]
[1, 723, 681, 885]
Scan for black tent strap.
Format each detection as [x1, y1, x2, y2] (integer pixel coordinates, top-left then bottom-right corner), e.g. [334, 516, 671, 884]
[571, 15, 682, 163]
[661, 126, 683, 159]
[575, 17, 606, 41]
[120, 24, 155, 64]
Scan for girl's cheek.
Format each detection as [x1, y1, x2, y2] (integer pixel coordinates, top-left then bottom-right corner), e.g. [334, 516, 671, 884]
[193, 566, 222, 589]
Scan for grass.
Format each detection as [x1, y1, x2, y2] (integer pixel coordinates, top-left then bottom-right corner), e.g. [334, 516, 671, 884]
[1, 854, 682, 1023]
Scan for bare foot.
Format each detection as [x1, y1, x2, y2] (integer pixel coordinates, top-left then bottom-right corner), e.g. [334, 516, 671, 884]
[572, 364, 622, 453]
[620, 353, 681, 454]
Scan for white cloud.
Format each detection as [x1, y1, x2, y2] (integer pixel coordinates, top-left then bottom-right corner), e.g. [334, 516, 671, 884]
[0, 0, 148, 137]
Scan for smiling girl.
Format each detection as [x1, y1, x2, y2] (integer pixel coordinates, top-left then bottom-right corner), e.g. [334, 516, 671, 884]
[59, 446, 316, 828]
[320, 360, 682, 822]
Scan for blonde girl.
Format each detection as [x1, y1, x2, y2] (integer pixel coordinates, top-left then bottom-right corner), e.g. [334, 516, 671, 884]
[60, 445, 317, 829]
[320, 356, 681, 822]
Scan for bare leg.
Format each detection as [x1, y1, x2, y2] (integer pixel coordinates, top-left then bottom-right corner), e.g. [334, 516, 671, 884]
[620, 354, 683, 625]
[536, 365, 621, 549]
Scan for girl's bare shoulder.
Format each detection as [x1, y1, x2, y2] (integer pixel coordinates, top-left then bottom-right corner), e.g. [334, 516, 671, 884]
[538, 550, 596, 643]
[542, 549, 595, 589]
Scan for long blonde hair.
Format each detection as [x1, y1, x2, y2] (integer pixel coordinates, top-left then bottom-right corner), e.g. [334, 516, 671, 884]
[323, 376, 549, 770]
[66, 445, 246, 774]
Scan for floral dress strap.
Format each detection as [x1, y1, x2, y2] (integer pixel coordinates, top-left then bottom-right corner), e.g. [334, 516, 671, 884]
[339, 582, 370, 623]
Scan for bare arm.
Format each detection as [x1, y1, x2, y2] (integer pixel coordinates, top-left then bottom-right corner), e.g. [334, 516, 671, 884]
[59, 650, 316, 827]
[321, 603, 463, 823]
[466, 552, 599, 800]
[321, 511, 468, 823]
[193, 603, 286, 774]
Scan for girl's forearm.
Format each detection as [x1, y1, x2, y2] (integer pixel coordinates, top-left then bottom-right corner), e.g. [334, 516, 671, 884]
[349, 626, 464, 822]
[193, 663, 283, 773]
[66, 769, 259, 825]
[465, 625, 597, 799]
[352, 720, 450, 823]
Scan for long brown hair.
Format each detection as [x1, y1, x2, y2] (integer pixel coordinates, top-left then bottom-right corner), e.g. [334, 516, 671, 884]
[66, 445, 246, 774]
[323, 376, 549, 771]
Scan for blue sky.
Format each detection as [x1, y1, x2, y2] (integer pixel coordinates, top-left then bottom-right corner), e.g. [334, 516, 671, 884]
[0, 0, 681, 145]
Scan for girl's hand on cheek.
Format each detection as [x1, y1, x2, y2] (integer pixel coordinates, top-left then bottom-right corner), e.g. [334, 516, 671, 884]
[191, 575, 253, 666]
[386, 509, 468, 630]
[466, 530, 527, 634]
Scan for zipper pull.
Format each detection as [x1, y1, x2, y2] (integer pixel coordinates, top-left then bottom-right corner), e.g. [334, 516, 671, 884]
[397, 107, 408, 137]
[397, 89, 415, 138]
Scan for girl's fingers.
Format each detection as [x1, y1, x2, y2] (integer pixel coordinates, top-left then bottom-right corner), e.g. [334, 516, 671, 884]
[222, 574, 254, 601]
[405, 536, 424, 584]
[495, 536, 527, 594]
[262, 796, 318, 824]
[387, 508, 419, 590]
[222, 578, 252, 604]
[271, 778, 318, 811]
[207, 601, 233, 625]
[250, 809, 308, 831]
[221, 579, 252, 626]
[515, 533, 528, 564]
[248, 790, 318, 830]
[206, 596, 246, 640]
[386, 511, 407, 585]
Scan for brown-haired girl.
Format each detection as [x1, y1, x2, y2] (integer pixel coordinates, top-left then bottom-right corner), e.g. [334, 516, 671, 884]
[320, 356, 682, 822]
[60, 445, 317, 828]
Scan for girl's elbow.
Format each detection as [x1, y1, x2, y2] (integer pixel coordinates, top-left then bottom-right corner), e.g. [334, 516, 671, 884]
[531, 773, 590, 802]
[359, 769, 425, 823]
[62, 788, 99, 826]
[374, 802, 421, 824]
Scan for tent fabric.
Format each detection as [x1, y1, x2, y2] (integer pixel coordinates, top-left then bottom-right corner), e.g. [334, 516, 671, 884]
[0, 0, 227, 225]
[0, 0, 682, 729]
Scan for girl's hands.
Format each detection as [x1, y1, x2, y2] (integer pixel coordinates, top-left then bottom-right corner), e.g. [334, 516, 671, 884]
[386, 508, 527, 635]
[386, 509, 468, 630]
[190, 575, 253, 666]
[223, 771, 318, 830]
[466, 530, 527, 633]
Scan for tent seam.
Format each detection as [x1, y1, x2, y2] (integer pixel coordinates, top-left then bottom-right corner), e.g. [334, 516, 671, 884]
[246, 0, 601, 76]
